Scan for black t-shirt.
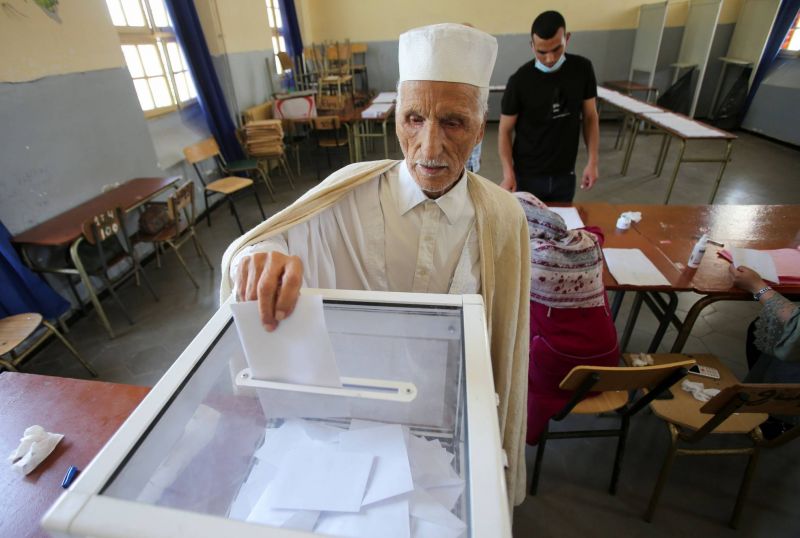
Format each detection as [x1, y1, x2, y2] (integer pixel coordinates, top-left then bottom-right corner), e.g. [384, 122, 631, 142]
[501, 54, 597, 176]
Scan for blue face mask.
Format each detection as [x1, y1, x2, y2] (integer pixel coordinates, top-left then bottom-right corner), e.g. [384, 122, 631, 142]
[535, 54, 566, 73]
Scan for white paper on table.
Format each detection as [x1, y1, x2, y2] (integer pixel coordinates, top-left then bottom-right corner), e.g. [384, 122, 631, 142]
[372, 91, 397, 103]
[730, 247, 780, 284]
[267, 446, 374, 512]
[602, 248, 670, 286]
[339, 424, 414, 505]
[315, 497, 410, 538]
[231, 296, 342, 387]
[548, 207, 585, 230]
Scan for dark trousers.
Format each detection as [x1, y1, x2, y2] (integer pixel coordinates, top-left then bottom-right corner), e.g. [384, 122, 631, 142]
[516, 171, 576, 203]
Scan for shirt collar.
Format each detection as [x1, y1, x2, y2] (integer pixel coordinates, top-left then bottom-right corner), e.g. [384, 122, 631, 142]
[396, 161, 469, 225]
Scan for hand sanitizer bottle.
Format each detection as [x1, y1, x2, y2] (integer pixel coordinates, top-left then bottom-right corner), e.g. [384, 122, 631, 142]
[687, 234, 709, 268]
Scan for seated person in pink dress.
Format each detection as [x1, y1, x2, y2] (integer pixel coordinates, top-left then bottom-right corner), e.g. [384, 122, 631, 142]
[514, 192, 620, 445]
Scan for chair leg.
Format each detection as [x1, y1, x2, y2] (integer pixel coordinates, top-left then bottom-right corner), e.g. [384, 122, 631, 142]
[204, 190, 212, 228]
[65, 276, 86, 315]
[42, 320, 98, 377]
[609, 414, 630, 495]
[281, 156, 296, 189]
[645, 424, 680, 522]
[72, 249, 115, 338]
[730, 448, 760, 529]
[168, 241, 199, 289]
[191, 231, 214, 270]
[530, 428, 549, 496]
[155, 242, 162, 268]
[228, 197, 244, 234]
[257, 166, 276, 202]
[100, 274, 134, 326]
[0, 357, 19, 372]
[132, 253, 159, 302]
[253, 188, 266, 220]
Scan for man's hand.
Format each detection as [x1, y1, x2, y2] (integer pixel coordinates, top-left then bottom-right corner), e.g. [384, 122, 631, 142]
[729, 264, 767, 294]
[500, 174, 517, 192]
[580, 162, 598, 190]
[236, 251, 303, 331]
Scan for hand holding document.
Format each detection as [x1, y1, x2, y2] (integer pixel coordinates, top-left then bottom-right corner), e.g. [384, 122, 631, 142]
[231, 295, 342, 388]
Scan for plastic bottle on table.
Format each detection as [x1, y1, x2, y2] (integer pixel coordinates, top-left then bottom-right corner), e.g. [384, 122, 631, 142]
[687, 234, 709, 268]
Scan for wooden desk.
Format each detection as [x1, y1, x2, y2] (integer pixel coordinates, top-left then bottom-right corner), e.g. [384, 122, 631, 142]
[619, 204, 800, 352]
[0, 373, 148, 538]
[627, 111, 736, 204]
[12, 177, 180, 338]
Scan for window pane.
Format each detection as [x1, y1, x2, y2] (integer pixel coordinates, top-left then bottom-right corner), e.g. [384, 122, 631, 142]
[166, 42, 183, 71]
[272, 36, 279, 52]
[186, 72, 197, 98]
[122, 45, 145, 78]
[279, 36, 286, 52]
[148, 0, 169, 27]
[148, 76, 173, 108]
[133, 79, 155, 110]
[120, 0, 145, 26]
[138, 44, 164, 76]
[275, 8, 283, 29]
[105, 0, 127, 26]
[275, 53, 283, 74]
[789, 28, 800, 51]
[267, 7, 275, 28]
[175, 72, 190, 102]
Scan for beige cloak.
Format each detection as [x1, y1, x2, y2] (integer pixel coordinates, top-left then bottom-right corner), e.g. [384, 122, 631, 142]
[220, 159, 530, 507]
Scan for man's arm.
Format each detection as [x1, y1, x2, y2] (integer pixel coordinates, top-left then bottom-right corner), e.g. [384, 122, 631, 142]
[580, 97, 600, 190]
[498, 114, 518, 191]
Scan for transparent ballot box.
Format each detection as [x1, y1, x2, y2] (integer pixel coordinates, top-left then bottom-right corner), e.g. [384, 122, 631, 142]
[43, 289, 510, 538]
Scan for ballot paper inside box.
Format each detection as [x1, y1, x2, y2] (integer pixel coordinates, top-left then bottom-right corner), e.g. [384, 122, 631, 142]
[42, 289, 511, 538]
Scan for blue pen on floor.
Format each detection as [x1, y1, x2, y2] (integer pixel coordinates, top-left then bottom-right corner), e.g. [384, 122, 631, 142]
[61, 465, 80, 489]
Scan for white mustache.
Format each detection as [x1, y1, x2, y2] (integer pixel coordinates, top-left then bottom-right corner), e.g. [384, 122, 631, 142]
[415, 160, 448, 168]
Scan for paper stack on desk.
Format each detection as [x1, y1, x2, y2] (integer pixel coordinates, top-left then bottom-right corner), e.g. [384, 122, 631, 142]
[372, 92, 398, 104]
[361, 103, 394, 119]
[602, 248, 670, 286]
[719, 247, 800, 284]
[230, 419, 466, 538]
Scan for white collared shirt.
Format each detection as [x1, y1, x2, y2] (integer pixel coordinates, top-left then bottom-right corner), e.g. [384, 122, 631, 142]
[231, 162, 480, 295]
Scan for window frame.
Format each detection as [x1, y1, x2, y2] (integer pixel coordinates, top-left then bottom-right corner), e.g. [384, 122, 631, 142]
[265, 0, 288, 75]
[107, 0, 198, 118]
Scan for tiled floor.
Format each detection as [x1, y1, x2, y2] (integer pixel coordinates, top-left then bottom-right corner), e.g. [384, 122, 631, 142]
[15, 121, 800, 536]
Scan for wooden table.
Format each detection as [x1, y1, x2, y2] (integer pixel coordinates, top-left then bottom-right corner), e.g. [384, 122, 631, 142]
[12, 177, 180, 338]
[591, 203, 800, 353]
[0, 373, 148, 538]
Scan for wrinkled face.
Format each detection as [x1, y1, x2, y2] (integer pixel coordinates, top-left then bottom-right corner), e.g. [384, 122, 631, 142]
[396, 80, 485, 198]
[532, 27, 569, 68]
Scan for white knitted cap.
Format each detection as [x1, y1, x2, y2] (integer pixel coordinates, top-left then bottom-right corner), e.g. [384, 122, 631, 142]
[398, 23, 498, 88]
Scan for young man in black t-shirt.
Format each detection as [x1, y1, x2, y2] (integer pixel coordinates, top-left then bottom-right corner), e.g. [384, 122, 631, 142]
[498, 11, 600, 202]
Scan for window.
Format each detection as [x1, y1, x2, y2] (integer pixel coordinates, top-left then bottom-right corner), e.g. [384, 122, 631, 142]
[782, 10, 800, 53]
[265, 0, 288, 74]
[106, 0, 197, 117]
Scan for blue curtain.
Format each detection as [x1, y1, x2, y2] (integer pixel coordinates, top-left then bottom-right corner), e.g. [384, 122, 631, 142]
[0, 221, 69, 319]
[278, 0, 304, 58]
[165, 0, 244, 162]
[743, 0, 800, 115]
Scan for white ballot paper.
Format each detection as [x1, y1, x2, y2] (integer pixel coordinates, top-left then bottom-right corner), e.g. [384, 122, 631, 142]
[549, 207, 585, 230]
[730, 247, 780, 284]
[603, 248, 670, 286]
[231, 295, 342, 387]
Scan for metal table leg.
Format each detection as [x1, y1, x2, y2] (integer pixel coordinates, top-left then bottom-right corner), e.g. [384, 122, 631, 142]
[620, 292, 645, 352]
[620, 114, 641, 176]
[663, 139, 687, 204]
[669, 294, 739, 352]
[69, 238, 116, 339]
[708, 140, 733, 204]
[611, 290, 625, 321]
[642, 291, 679, 352]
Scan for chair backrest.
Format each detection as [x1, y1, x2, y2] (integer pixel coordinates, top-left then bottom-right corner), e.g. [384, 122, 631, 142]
[701, 384, 800, 416]
[168, 182, 195, 224]
[242, 101, 274, 124]
[312, 116, 341, 130]
[277, 51, 294, 72]
[560, 360, 696, 392]
[81, 209, 122, 245]
[350, 42, 368, 55]
[183, 138, 220, 164]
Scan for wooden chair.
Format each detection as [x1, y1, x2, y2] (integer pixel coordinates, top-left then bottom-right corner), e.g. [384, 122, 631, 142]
[0, 313, 96, 376]
[530, 358, 695, 496]
[311, 116, 349, 181]
[136, 182, 213, 289]
[183, 139, 267, 235]
[77, 208, 159, 337]
[350, 42, 369, 94]
[643, 355, 799, 528]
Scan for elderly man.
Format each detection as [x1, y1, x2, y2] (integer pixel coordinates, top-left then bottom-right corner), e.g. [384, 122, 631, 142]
[220, 23, 530, 507]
